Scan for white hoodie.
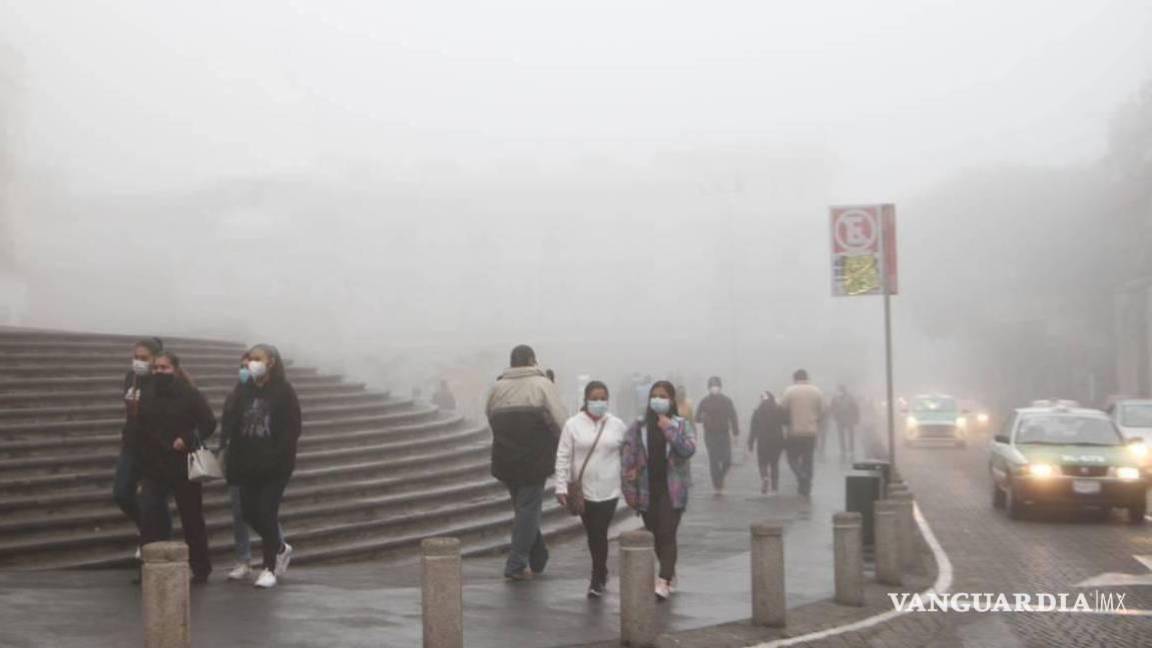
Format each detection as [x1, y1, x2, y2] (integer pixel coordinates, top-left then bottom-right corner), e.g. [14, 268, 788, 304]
[554, 410, 627, 502]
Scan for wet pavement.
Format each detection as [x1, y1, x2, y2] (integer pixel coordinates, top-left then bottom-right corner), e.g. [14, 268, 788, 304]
[0, 444, 856, 647]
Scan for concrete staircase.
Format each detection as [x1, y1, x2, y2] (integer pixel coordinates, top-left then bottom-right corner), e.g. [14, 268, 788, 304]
[0, 327, 594, 570]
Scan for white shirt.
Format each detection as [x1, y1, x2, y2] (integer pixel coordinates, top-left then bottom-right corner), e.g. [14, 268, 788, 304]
[554, 411, 627, 502]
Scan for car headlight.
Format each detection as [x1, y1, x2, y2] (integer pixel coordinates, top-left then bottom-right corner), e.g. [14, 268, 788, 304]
[977, 413, 990, 425]
[955, 417, 968, 429]
[1129, 443, 1149, 460]
[1116, 466, 1141, 481]
[1028, 463, 1055, 478]
[906, 416, 918, 429]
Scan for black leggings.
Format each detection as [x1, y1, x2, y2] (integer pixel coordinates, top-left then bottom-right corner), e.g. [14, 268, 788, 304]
[579, 498, 618, 586]
[756, 441, 786, 490]
[239, 479, 289, 571]
[641, 488, 683, 581]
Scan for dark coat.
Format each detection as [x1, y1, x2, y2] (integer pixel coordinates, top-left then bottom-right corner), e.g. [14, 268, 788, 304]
[222, 380, 302, 485]
[136, 377, 216, 482]
[748, 400, 786, 452]
[120, 370, 144, 449]
[695, 393, 740, 437]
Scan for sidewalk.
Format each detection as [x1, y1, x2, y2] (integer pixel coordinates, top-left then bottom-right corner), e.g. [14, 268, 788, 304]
[0, 445, 853, 648]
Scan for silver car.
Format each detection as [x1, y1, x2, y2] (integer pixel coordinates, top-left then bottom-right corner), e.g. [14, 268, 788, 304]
[1110, 399, 1152, 441]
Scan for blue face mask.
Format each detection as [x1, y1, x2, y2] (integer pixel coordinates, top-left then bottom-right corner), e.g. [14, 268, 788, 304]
[238, 368, 252, 384]
[586, 400, 609, 418]
[649, 397, 671, 415]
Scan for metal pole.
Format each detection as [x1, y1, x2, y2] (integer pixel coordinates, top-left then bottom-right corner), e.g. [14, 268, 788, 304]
[879, 206, 896, 472]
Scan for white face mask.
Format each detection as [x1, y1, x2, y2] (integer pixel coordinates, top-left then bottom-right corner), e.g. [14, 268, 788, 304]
[709, 386, 721, 395]
[248, 360, 268, 379]
[131, 359, 151, 377]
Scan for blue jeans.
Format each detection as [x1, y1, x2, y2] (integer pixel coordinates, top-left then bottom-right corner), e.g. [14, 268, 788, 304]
[503, 481, 548, 576]
[230, 485, 286, 564]
[113, 448, 171, 539]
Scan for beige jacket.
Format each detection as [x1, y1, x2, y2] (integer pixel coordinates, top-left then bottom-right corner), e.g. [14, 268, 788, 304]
[780, 382, 825, 437]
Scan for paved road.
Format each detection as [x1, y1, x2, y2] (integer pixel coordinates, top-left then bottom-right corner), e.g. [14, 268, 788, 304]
[902, 433, 1152, 648]
[0, 444, 855, 648]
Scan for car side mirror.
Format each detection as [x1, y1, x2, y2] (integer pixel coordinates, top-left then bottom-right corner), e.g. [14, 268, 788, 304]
[994, 434, 1009, 444]
[1128, 437, 1144, 445]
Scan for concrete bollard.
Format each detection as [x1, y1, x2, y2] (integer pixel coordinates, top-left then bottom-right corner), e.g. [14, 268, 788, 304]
[141, 541, 191, 648]
[750, 522, 786, 627]
[833, 512, 864, 607]
[889, 491, 918, 571]
[873, 501, 902, 586]
[619, 530, 657, 647]
[421, 537, 463, 648]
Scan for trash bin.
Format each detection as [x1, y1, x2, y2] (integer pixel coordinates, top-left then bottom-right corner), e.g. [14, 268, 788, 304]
[845, 469, 883, 547]
[853, 460, 891, 494]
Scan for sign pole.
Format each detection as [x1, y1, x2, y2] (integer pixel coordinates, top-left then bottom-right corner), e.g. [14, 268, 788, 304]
[879, 211, 896, 472]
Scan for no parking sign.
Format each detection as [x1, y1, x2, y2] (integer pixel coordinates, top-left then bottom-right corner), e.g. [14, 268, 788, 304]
[830, 204, 898, 296]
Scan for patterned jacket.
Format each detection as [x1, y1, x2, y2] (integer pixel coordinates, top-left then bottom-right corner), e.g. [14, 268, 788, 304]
[621, 416, 697, 512]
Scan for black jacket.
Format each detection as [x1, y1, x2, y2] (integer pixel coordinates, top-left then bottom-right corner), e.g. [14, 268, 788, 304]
[222, 380, 302, 485]
[120, 370, 144, 449]
[748, 400, 786, 451]
[696, 393, 740, 437]
[136, 377, 216, 481]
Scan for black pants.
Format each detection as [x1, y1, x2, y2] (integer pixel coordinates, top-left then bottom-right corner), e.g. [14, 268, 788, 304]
[704, 433, 732, 490]
[786, 437, 817, 496]
[114, 448, 171, 538]
[580, 498, 618, 586]
[641, 488, 683, 581]
[140, 476, 211, 578]
[756, 441, 786, 490]
[239, 479, 289, 571]
[836, 424, 855, 459]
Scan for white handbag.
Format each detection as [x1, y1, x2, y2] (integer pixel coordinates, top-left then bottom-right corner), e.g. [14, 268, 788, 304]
[187, 446, 224, 482]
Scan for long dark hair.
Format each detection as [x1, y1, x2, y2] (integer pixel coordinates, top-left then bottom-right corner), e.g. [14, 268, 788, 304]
[156, 350, 195, 387]
[581, 380, 609, 412]
[644, 380, 679, 430]
[248, 343, 288, 385]
[134, 337, 163, 357]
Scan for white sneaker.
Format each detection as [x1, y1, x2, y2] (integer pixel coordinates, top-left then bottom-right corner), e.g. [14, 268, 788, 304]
[654, 578, 671, 601]
[274, 543, 293, 577]
[253, 569, 277, 589]
[227, 563, 252, 581]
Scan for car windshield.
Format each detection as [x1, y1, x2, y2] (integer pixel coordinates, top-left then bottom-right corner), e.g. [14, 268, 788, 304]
[1015, 415, 1123, 446]
[1120, 404, 1152, 428]
[912, 397, 957, 413]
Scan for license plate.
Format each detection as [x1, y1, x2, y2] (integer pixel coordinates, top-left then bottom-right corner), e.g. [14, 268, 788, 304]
[1073, 480, 1101, 495]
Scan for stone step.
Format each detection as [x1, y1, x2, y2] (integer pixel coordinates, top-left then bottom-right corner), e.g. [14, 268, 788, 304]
[0, 327, 243, 348]
[0, 339, 246, 355]
[0, 402, 438, 446]
[3, 477, 543, 570]
[0, 361, 309, 380]
[0, 416, 481, 478]
[0, 392, 403, 424]
[0, 436, 486, 500]
[0, 372, 346, 394]
[0, 381, 369, 408]
[0, 453, 492, 537]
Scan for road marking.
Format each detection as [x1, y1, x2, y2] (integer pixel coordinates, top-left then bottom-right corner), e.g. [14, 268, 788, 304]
[749, 502, 954, 647]
[1075, 554, 1152, 588]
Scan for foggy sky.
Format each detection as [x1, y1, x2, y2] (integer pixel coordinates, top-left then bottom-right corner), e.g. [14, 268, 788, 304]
[2, 1, 1151, 411]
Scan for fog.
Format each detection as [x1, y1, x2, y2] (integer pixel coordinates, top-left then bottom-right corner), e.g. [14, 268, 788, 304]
[1, 1, 1151, 418]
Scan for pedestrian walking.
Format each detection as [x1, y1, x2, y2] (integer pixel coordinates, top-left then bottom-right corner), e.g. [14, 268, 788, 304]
[830, 385, 860, 462]
[432, 378, 457, 411]
[113, 338, 172, 556]
[747, 391, 787, 495]
[222, 344, 302, 589]
[780, 369, 825, 497]
[621, 381, 697, 601]
[136, 351, 216, 584]
[694, 376, 739, 493]
[487, 344, 568, 581]
[553, 380, 627, 598]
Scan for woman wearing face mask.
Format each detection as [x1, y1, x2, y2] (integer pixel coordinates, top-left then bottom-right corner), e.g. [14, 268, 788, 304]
[621, 381, 697, 601]
[553, 381, 627, 598]
[221, 353, 255, 579]
[222, 344, 302, 589]
[747, 391, 787, 495]
[113, 338, 174, 555]
[136, 351, 216, 583]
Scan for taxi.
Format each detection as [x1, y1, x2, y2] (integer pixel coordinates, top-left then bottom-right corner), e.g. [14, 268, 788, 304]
[989, 404, 1148, 523]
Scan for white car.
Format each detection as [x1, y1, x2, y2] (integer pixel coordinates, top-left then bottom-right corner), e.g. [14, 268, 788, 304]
[1110, 399, 1152, 442]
